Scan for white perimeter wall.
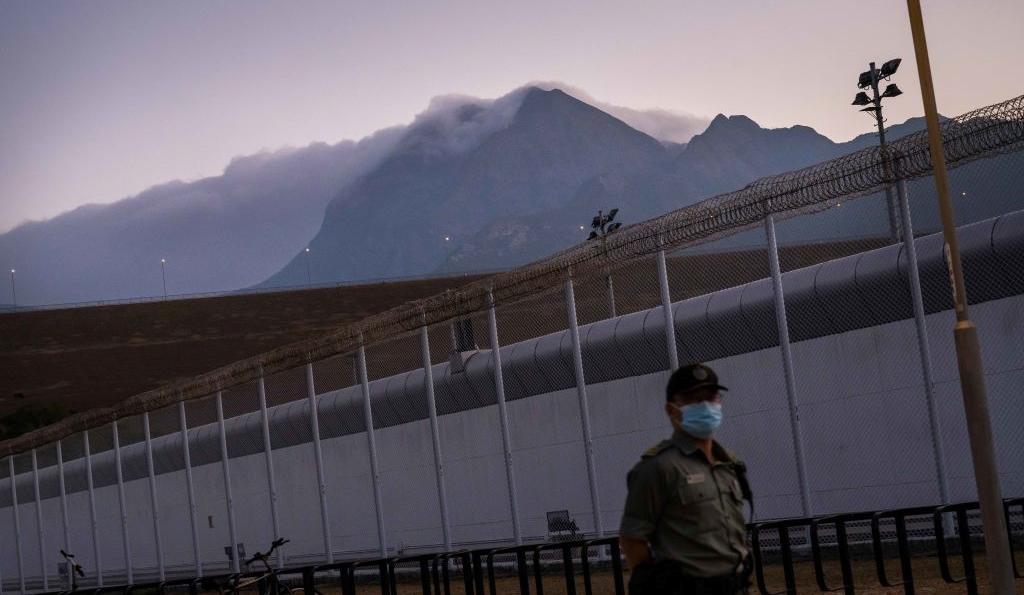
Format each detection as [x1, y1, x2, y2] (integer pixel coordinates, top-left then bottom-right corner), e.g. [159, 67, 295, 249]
[2, 294, 1022, 588]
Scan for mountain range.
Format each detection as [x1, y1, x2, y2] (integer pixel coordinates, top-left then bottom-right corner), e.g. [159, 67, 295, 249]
[3, 85, 1021, 306]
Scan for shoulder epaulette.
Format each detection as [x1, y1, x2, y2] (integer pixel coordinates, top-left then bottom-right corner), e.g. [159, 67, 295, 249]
[641, 439, 674, 459]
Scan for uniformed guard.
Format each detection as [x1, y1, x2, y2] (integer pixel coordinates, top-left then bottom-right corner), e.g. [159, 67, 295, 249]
[619, 363, 751, 595]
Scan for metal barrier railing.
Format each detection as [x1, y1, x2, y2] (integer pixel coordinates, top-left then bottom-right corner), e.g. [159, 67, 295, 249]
[27, 497, 1024, 595]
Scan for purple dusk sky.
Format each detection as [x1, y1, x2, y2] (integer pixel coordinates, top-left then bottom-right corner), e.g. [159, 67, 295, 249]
[1, 0, 1021, 233]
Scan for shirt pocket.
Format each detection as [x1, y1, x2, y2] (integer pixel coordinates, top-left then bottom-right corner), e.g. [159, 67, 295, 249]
[676, 481, 720, 535]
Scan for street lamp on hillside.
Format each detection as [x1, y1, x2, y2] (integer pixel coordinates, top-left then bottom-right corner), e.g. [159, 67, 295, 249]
[160, 259, 167, 299]
[10, 269, 16, 308]
[304, 248, 312, 287]
[852, 58, 904, 241]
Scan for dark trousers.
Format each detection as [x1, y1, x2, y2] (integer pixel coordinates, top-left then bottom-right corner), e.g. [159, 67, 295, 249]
[628, 561, 748, 595]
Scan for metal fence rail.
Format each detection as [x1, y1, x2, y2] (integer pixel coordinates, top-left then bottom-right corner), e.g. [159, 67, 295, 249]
[19, 498, 1024, 595]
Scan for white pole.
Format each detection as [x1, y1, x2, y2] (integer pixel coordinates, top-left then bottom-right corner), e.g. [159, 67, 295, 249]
[305, 363, 334, 563]
[356, 344, 387, 557]
[420, 320, 452, 550]
[257, 374, 283, 569]
[896, 177, 950, 505]
[56, 442, 72, 591]
[656, 248, 679, 371]
[82, 432, 103, 587]
[605, 274, 617, 318]
[8, 457, 25, 594]
[215, 392, 241, 574]
[485, 290, 522, 544]
[30, 450, 47, 591]
[564, 278, 604, 536]
[178, 402, 202, 577]
[142, 413, 165, 581]
[111, 422, 133, 584]
[765, 215, 813, 517]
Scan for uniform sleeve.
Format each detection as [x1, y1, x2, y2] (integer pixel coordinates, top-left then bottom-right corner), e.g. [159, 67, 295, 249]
[619, 460, 669, 539]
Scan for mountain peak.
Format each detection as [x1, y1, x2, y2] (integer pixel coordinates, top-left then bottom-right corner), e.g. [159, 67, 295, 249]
[705, 113, 761, 134]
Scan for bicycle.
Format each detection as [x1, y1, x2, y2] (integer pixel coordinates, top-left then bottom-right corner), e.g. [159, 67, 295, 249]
[59, 549, 85, 592]
[203, 538, 322, 595]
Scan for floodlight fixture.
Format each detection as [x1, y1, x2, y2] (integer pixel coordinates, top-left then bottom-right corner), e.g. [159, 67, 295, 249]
[881, 83, 903, 98]
[852, 92, 872, 106]
[607, 222, 622, 233]
[591, 215, 602, 228]
[879, 58, 901, 78]
[607, 208, 619, 222]
[858, 70, 873, 89]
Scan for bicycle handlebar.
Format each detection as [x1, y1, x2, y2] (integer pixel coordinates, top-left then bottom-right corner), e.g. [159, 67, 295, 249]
[245, 538, 290, 566]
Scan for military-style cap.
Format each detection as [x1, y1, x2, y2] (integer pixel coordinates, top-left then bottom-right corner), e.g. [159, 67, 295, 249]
[665, 363, 728, 400]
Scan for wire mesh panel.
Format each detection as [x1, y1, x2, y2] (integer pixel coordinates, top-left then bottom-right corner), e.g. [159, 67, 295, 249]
[219, 380, 275, 565]
[181, 393, 232, 575]
[33, 442, 65, 588]
[908, 163, 1024, 504]
[667, 231, 806, 521]
[141, 403, 193, 579]
[109, 414, 154, 580]
[362, 333, 446, 554]
[493, 290, 594, 542]
[777, 200, 947, 515]
[427, 319, 514, 547]
[260, 363, 329, 563]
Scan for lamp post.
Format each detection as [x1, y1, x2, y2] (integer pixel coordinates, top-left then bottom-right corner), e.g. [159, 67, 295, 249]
[160, 259, 167, 299]
[587, 209, 622, 318]
[904, 2, 1015, 593]
[852, 58, 904, 241]
[9, 269, 15, 308]
[304, 248, 312, 287]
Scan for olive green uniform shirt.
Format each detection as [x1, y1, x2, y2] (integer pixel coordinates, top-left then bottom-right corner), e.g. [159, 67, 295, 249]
[619, 429, 749, 577]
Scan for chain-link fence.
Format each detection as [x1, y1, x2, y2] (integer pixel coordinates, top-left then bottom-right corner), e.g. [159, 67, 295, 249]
[2, 93, 1024, 591]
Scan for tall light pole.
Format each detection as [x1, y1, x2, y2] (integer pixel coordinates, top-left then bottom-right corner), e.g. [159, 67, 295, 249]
[9, 269, 16, 308]
[160, 259, 167, 299]
[852, 58, 904, 241]
[304, 248, 312, 287]
[905, 2, 1015, 593]
[587, 209, 622, 318]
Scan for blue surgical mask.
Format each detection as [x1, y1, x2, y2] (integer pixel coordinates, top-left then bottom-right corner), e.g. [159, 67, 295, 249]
[672, 401, 723, 438]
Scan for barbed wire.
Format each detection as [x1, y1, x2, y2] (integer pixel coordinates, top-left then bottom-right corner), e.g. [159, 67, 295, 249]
[2, 92, 1022, 457]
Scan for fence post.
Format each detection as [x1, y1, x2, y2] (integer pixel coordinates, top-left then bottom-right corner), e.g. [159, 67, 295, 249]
[485, 290, 522, 544]
[82, 432, 102, 587]
[764, 214, 813, 517]
[142, 413, 165, 581]
[356, 342, 388, 557]
[111, 421, 133, 584]
[257, 372, 284, 568]
[564, 276, 604, 536]
[215, 391, 241, 574]
[30, 450, 47, 591]
[305, 362, 334, 563]
[656, 245, 679, 371]
[605, 274, 617, 318]
[56, 441, 72, 590]
[420, 317, 452, 550]
[178, 401, 202, 577]
[8, 457, 25, 594]
[896, 174, 950, 505]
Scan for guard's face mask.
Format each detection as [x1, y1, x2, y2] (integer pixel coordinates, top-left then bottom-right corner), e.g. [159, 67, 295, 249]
[671, 401, 723, 438]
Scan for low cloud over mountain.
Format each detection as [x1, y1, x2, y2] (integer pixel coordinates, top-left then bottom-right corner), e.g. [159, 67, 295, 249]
[3, 83, 1018, 306]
